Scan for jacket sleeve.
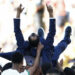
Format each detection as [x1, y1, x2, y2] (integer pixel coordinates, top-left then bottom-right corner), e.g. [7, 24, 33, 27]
[45, 18, 56, 46]
[14, 18, 26, 49]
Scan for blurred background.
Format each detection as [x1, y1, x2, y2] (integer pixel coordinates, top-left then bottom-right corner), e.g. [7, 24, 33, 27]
[0, 0, 75, 69]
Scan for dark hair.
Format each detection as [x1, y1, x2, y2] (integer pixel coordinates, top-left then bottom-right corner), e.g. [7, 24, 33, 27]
[71, 66, 75, 70]
[12, 52, 23, 64]
[64, 67, 75, 75]
[41, 63, 53, 75]
[28, 33, 39, 47]
[46, 68, 61, 75]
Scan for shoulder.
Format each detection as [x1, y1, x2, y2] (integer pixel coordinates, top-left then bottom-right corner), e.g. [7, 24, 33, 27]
[2, 69, 19, 75]
[1, 69, 12, 75]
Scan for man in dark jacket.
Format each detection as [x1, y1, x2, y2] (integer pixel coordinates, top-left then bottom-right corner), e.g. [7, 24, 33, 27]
[0, 4, 71, 66]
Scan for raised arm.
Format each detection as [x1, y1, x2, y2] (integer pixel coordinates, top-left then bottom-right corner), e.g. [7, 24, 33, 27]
[14, 5, 27, 49]
[28, 43, 44, 75]
[45, 4, 56, 46]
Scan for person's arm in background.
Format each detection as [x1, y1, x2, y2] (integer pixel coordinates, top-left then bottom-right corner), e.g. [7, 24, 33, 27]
[28, 43, 44, 75]
[36, 0, 44, 13]
[14, 4, 28, 49]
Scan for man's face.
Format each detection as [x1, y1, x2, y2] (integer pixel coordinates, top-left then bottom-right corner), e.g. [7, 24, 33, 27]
[19, 59, 26, 72]
[18, 61, 23, 69]
[18, 61, 25, 73]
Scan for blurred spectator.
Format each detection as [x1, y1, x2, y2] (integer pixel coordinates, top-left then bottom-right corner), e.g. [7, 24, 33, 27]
[52, 0, 70, 38]
[34, 0, 45, 31]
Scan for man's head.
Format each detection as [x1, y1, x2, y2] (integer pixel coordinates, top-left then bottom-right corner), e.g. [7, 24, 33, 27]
[28, 33, 40, 47]
[71, 66, 75, 73]
[45, 68, 61, 75]
[12, 52, 24, 71]
[64, 67, 75, 75]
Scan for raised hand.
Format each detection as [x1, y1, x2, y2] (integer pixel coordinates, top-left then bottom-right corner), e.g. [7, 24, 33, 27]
[46, 4, 53, 17]
[17, 4, 24, 14]
[16, 4, 24, 18]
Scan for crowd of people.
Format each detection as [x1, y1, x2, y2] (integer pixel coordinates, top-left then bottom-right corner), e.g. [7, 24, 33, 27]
[0, 0, 75, 75]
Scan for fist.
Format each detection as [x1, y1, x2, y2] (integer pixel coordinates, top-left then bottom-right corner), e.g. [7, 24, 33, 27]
[46, 4, 53, 14]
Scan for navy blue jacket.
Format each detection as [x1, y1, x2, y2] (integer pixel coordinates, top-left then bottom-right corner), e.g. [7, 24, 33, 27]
[0, 18, 70, 66]
[14, 18, 56, 63]
[14, 18, 71, 65]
